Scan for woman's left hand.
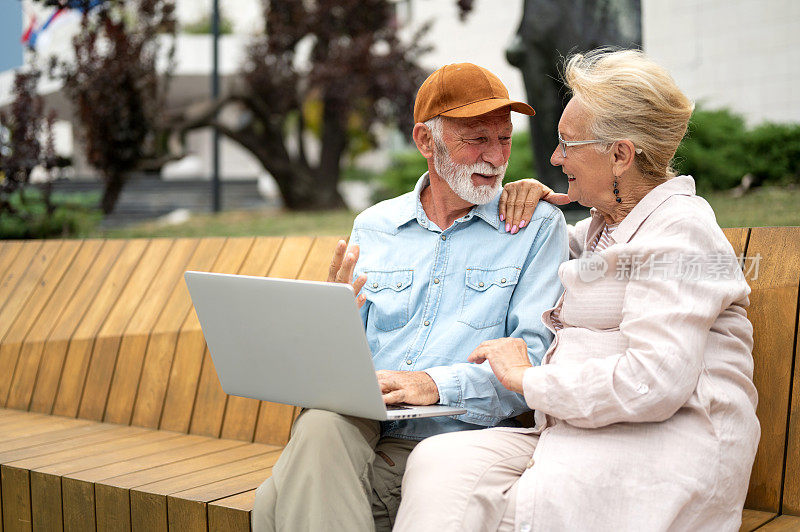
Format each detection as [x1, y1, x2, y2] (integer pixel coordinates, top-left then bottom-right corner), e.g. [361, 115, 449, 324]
[468, 337, 532, 395]
[499, 179, 571, 234]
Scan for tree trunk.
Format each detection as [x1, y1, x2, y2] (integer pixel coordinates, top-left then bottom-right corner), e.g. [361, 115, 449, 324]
[272, 165, 347, 211]
[100, 172, 126, 214]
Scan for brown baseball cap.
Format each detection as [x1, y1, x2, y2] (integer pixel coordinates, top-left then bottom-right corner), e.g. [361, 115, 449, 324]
[413, 63, 535, 124]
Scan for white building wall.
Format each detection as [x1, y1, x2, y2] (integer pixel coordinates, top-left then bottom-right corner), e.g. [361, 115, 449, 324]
[643, 0, 800, 126]
[403, 0, 528, 130]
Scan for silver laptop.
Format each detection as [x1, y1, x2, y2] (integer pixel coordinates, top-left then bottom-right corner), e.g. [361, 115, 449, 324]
[184, 271, 466, 421]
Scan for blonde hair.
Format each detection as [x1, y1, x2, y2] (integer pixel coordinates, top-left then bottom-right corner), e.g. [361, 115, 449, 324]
[563, 49, 694, 180]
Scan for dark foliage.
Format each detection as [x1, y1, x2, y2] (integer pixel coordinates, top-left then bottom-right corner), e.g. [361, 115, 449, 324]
[0, 68, 55, 221]
[46, 0, 176, 214]
[178, 0, 431, 210]
[0, 67, 96, 238]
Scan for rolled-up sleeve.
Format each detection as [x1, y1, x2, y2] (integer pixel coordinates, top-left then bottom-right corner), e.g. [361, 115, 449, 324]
[426, 210, 568, 425]
[522, 224, 749, 428]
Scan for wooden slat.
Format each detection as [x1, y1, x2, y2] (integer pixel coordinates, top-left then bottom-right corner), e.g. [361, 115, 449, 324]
[219, 237, 284, 441]
[95, 443, 278, 531]
[0, 241, 24, 298]
[63, 438, 245, 532]
[5, 240, 105, 411]
[2, 465, 32, 532]
[158, 238, 256, 435]
[0, 240, 82, 406]
[102, 238, 199, 425]
[78, 239, 174, 421]
[2, 430, 159, 531]
[0, 241, 63, 406]
[783, 243, 800, 516]
[130, 450, 279, 532]
[0, 426, 147, 467]
[0, 426, 145, 532]
[250, 237, 316, 445]
[208, 489, 256, 532]
[168, 469, 271, 531]
[0, 418, 94, 449]
[30, 432, 185, 531]
[744, 227, 800, 513]
[67, 436, 243, 484]
[0, 412, 50, 431]
[51, 240, 152, 418]
[103, 237, 225, 425]
[723, 227, 750, 257]
[740, 509, 777, 531]
[0, 423, 112, 454]
[0, 241, 44, 329]
[0, 241, 60, 344]
[128, 237, 245, 430]
[29, 240, 126, 414]
[755, 514, 800, 530]
[97, 441, 279, 491]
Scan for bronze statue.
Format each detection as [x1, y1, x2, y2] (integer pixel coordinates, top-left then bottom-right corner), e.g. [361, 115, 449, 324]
[506, 0, 641, 192]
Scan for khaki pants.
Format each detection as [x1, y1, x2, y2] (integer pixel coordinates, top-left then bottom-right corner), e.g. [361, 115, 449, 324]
[394, 427, 539, 532]
[252, 409, 418, 532]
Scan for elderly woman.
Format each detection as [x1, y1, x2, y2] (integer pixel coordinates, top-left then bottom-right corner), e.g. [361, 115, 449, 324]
[393, 49, 760, 531]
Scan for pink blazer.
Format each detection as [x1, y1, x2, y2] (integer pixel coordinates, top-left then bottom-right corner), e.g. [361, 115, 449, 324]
[516, 176, 760, 531]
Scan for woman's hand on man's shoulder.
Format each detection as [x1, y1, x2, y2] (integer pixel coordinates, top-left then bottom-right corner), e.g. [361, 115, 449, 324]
[499, 179, 571, 234]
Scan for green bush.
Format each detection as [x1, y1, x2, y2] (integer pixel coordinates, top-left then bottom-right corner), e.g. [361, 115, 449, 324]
[674, 107, 800, 191]
[0, 188, 102, 239]
[673, 108, 750, 191]
[372, 131, 536, 201]
[745, 122, 800, 185]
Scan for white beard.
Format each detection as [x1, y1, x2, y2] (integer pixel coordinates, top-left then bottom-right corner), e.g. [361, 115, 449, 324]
[432, 142, 507, 205]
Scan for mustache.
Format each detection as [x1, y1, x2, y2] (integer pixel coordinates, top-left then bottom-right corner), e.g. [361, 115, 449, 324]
[455, 160, 508, 179]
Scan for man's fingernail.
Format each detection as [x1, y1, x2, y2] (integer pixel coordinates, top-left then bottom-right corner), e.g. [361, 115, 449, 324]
[505, 223, 510, 232]
[519, 220, 526, 228]
[499, 214, 505, 221]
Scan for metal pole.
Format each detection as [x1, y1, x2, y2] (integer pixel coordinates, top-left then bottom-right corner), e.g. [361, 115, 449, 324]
[211, 0, 221, 212]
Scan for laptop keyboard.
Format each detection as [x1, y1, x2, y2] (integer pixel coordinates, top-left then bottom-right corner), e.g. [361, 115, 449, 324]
[385, 405, 412, 410]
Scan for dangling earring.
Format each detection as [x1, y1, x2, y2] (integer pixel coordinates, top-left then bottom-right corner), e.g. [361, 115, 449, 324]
[613, 176, 621, 203]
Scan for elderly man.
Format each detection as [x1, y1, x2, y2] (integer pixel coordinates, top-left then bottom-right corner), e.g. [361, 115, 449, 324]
[252, 63, 567, 532]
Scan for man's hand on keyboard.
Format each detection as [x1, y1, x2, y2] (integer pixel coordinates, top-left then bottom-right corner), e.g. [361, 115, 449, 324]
[377, 370, 440, 405]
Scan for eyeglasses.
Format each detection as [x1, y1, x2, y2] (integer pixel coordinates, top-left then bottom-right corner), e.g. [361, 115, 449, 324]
[557, 131, 642, 158]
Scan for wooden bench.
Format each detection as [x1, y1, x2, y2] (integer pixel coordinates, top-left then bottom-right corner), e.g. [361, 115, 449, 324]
[0, 228, 798, 531]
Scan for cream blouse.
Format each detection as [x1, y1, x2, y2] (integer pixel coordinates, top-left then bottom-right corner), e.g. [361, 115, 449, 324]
[516, 176, 760, 532]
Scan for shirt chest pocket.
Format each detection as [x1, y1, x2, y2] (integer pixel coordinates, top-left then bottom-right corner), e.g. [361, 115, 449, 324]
[459, 266, 520, 330]
[363, 270, 414, 332]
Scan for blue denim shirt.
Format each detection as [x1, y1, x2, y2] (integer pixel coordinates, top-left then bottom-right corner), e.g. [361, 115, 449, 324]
[352, 173, 568, 440]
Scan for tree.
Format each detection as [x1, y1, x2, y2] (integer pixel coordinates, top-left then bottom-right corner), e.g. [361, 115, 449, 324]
[176, 0, 431, 210]
[0, 66, 58, 225]
[45, 0, 177, 214]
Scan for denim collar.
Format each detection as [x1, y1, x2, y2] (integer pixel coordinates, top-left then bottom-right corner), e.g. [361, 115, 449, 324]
[393, 172, 501, 231]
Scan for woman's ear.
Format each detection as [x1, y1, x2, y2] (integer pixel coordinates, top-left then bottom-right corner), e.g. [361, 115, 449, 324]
[612, 139, 637, 176]
[413, 123, 435, 160]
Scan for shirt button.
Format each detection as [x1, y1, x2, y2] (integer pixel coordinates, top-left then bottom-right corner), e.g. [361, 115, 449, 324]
[441, 235, 446, 241]
[433, 278, 440, 284]
[396, 282, 402, 288]
[500, 278, 507, 284]
[406, 359, 413, 365]
[636, 383, 650, 394]
[424, 320, 430, 326]
[478, 282, 485, 287]
[372, 282, 378, 288]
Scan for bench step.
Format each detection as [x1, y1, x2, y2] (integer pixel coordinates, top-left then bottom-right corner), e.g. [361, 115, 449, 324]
[0, 408, 277, 531]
